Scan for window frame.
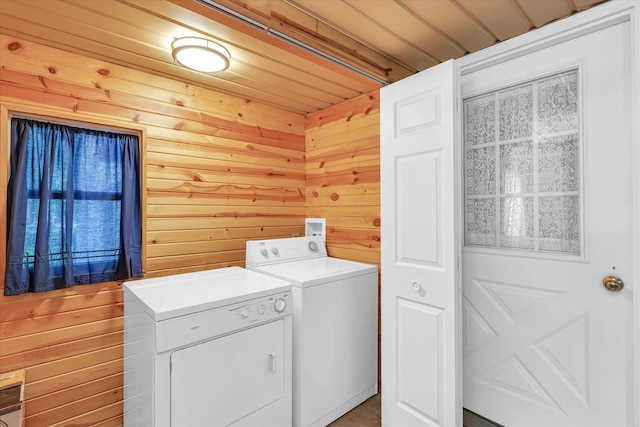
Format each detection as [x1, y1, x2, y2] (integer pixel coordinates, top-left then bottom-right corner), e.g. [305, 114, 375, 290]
[1, 104, 147, 291]
[461, 66, 586, 263]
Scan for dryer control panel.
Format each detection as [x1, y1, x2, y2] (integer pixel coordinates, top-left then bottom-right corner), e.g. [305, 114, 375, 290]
[246, 236, 327, 266]
[156, 291, 291, 352]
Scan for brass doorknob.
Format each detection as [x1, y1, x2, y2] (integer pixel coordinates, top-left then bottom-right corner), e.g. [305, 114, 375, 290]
[603, 276, 624, 292]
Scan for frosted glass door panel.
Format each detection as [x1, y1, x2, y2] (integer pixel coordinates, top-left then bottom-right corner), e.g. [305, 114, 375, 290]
[464, 70, 580, 254]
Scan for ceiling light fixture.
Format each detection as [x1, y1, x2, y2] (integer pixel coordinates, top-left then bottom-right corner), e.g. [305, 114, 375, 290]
[171, 37, 230, 73]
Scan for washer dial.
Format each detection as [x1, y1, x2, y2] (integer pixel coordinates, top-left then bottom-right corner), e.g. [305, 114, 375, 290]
[274, 298, 287, 313]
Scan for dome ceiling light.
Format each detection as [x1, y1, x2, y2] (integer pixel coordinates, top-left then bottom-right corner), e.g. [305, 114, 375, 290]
[171, 37, 230, 73]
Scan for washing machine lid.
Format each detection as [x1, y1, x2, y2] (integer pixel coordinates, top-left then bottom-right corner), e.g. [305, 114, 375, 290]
[252, 257, 377, 288]
[123, 267, 291, 321]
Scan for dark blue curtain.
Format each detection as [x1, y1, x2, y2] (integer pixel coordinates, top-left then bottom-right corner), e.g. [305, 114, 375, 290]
[5, 118, 142, 295]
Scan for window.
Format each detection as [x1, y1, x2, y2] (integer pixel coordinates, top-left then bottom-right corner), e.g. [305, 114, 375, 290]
[5, 118, 143, 295]
[464, 70, 581, 254]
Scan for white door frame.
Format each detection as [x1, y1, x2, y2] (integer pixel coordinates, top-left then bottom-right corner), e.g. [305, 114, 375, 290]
[456, 1, 640, 424]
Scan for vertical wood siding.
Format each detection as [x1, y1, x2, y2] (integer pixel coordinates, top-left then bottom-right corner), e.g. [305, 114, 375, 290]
[0, 34, 305, 426]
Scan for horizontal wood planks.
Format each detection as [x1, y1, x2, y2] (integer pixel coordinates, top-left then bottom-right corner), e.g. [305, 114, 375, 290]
[305, 92, 381, 269]
[0, 34, 305, 426]
[0, 283, 124, 426]
[305, 92, 382, 391]
[0, 33, 382, 426]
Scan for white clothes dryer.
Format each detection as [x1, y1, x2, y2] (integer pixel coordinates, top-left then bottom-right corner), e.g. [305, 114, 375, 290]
[123, 267, 292, 427]
[246, 236, 378, 427]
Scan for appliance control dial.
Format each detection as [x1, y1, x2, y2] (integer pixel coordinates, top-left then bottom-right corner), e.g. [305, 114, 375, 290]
[274, 298, 287, 313]
[237, 309, 249, 320]
[308, 241, 318, 253]
[271, 248, 279, 256]
[260, 248, 268, 257]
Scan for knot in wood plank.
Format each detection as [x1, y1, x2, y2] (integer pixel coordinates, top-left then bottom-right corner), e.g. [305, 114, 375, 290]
[7, 42, 22, 52]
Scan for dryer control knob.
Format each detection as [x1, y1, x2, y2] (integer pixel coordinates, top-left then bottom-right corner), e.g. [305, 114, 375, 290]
[308, 241, 318, 252]
[274, 298, 287, 313]
[260, 248, 268, 257]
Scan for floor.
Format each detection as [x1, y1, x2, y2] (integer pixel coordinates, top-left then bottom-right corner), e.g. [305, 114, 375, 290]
[327, 394, 381, 427]
[327, 394, 502, 427]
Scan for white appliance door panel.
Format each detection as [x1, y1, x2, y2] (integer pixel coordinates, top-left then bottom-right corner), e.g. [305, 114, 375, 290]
[170, 319, 285, 426]
[296, 273, 379, 426]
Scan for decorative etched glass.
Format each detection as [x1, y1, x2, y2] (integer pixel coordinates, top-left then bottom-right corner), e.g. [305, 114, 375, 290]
[501, 141, 533, 194]
[465, 94, 495, 146]
[464, 69, 580, 254]
[539, 135, 578, 192]
[499, 85, 533, 141]
[538, 72, 578, 134]
[539, 196, 580, 253]
[466, 198, 496, 246]
[501, 197, 534, 249]
[466, 147, 495, 195]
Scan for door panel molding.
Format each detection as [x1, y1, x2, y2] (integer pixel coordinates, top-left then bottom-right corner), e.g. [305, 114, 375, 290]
[396, 297, 445, 424]
[459, 2, 639, 425]
[381, 59, 461, 427]
[395, 151, 442, 269]
[394, 90, 442, 137]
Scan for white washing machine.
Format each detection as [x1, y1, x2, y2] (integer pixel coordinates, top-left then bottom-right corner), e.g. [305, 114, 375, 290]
[123, 267, 293, 427]
[246, 236, 378, 427]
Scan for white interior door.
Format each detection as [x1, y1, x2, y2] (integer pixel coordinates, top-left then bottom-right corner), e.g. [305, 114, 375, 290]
[170, 320, 285, 426]
[461, 20, 634, 427]
[380, 60, 461, 427]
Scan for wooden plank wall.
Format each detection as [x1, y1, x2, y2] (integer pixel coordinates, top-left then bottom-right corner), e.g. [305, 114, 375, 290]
[305, 93, 382, 389]
[0, 34, 306, 426]
[305, 92, 381, 269]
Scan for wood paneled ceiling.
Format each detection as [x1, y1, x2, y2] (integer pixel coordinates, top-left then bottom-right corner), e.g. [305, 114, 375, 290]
[0, 0, 608, 115]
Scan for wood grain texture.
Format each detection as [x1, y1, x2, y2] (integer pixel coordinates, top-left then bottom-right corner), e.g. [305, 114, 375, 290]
[328, 393, 381, 427]
[326, 394, 485, 427]
[305, 92, 381, 271]
[0, 34, 305, 427]
[305, 92, 382, 393]
[0, 33, 382, 426]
